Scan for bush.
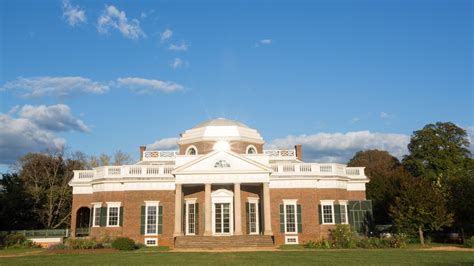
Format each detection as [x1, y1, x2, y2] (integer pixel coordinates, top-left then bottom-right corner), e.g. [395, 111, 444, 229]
[66, 238, 102, 249]
[464, 236, 474, 248]
[389, 233, 408, 248]
[331, 224, 358, 248]
[48, 243, 69, 250]
[111, 237, 136, 251]
[3, 234, 39, 248]
[305, 239, 332, 249]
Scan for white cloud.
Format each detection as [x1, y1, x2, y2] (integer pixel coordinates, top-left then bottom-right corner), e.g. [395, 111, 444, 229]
[380, 112, 389, 119]
[19, 104, 89, 132]
[467, 125, 474, 155]
[62, 0, 86, 26]
[0, 104, 88, 165]
[267, 131, 410, 163]
[147, 137, 179, 150]
[161, 29, 173, 43]
[116, 77, 185, 93]
[1, 76, 109, 98]
[169, 42, 189, 51]
[255, 39, 272, 47]
[170, 58, 189, 69]
[351, 117, 360, 124]
[98, 5, 146, 39]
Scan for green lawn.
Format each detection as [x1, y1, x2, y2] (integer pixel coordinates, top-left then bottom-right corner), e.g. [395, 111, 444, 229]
[0, 249, 473, 266]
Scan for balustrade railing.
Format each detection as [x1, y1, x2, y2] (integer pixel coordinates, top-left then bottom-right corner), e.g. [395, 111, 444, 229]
[263, 149, 296, 158]
[270, 163, 365, 178]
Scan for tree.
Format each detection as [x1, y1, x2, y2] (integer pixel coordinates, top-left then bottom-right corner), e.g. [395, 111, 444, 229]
[389, 177, 453, 245]
[88, 150, 133, 168]
[0, 173, 40, 230]
[402, 122, 471, 183]
[348, 150, 409, 224]
[16, 152, 86, 229]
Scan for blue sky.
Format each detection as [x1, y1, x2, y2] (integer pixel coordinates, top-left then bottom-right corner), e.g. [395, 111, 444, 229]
[0, 0, 472, 170]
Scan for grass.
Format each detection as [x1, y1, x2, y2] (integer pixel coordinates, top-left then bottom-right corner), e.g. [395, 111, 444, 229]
[0, 248, 472, 265]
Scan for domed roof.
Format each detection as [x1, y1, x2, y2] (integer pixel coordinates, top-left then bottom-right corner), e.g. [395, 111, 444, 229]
[193, 118, 249, 129]
[178, 118, 264, 145]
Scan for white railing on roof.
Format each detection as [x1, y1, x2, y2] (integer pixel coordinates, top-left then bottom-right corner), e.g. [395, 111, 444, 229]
[270, 163, 365, 178]
[72, 165, 175, 182]
[142, 150, 179, 161]
[263, 149, 296, 159]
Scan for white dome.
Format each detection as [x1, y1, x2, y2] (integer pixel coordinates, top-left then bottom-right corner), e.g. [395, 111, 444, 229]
[178, 118, 264, 145]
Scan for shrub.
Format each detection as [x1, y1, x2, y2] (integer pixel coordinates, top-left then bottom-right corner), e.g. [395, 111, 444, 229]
[389, 233, 408, 248]
[464, 236, 474, 248]
[111, 237, 136, 251]
[3, 234, 39, 249]
[305, 239, 332, 249]
[48, 243, 69, 250]
[331, 224, 358, 249]
[66, 238, 102, 249]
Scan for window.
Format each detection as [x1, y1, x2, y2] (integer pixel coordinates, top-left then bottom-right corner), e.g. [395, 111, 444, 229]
[186, 199, 197, 235]
[248, 198, 259, 234]
[339, 201, 348, 224]
[321, 200, 335, 224]
[106, 202, 121, 227]
[186, 146, 197, 155]
[92, 203, 101, 227]
[285, 236, 299, 245]
[283, 200, 298, 233]
[145, 238, 158, 246]
[145, 201, 159, 235]
[246, 145, 257, 154]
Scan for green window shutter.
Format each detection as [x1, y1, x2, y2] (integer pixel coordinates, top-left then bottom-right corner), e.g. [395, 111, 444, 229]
[140, 206, 145, 235]
[347, 201, 356, 227]
[279, 204, 285, 233]
[89, 207, 94, 227]
[100, 207, 107, 227]
[334, 204, 341, 224]
[158, 206, 163, 234]
[246, 202, 250, 235]
[318, 205, 322, 224]
[119, 207, 123, 226]
[297, 204, 302, 233]
[195, 203, 199, 235]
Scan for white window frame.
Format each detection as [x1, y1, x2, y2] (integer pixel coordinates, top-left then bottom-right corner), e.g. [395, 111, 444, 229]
[321, 200, 335, 225]
[145, 201, 160, 236]
[106, 202, 121, 227]
[285, 236, 299, 245]
[92, 202, 102, 227]
[246, 145, 257, 154]
[247, 197, 260, 235]
[185, 198, 197, 236]
[186, 145, 198, 155]
[144, 238, 158, 247]
[339, 200, 348, 224]
[283, 199, 298, 234]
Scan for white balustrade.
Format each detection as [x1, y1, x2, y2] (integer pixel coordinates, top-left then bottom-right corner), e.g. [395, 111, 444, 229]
[269, 163, 365, 179]
[142, 150, 180, 161]
[263, 149, 296, 158]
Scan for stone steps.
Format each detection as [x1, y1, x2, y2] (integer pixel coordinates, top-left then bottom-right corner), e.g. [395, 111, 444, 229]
[174, 235, 274, 248]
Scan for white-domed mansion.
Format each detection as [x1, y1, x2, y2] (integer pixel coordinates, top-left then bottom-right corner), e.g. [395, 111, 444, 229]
[70, 118, 371, 248]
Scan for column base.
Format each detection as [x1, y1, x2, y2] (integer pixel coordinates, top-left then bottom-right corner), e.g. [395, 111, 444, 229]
[264, 230, 273, 236]
[203, 231, 212, 236]
[173, 232, 183, 237]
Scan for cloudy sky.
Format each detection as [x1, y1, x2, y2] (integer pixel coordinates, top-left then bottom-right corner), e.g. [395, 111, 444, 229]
[0, 0, 472, 171]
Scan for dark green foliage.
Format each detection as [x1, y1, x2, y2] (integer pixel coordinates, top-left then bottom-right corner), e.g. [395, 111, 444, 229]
[389, 177, 453, 245]
[48, 243, 69, 250]
[402, 122, 471, 183]
[305, 239, 332, 249]
[111, 237, 136, 251]
[3, 234, 38, 248]
[464, 236, 474, 248]
[66, 238, 102, 249]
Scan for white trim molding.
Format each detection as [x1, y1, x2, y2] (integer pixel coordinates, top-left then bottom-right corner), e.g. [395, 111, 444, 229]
[144, 238, 158, 246]
[145, 201, 160, 236]
[320, 200, 335, 225]
[106, 202, 121, 227]
[285, 236, 299, 245]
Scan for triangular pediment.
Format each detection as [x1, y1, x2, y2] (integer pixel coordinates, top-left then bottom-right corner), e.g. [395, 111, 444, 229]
[173, 150, 272, 175]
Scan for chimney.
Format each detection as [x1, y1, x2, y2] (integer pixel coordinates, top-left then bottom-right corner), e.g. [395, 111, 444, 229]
[139, 145, 146, 161]
[295, 144, 302, 161]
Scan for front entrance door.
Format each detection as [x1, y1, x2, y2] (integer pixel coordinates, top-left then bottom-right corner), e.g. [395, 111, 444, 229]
[214, 203, 231, 235]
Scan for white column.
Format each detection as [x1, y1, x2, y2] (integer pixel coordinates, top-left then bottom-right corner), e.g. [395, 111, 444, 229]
[234, 183, 242, 235]
[263, 182, 273, 235]
[174, 184, 183, 236]
[204, 183, 212, 236]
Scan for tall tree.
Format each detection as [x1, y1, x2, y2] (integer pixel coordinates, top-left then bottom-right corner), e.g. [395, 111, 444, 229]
[402, 122, 471, 183]
[16, 152, 85, 229]
[389, 177, 453, 245]
[348, 150, 409, 224]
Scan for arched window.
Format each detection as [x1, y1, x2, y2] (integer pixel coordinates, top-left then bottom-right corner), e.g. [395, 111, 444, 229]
[186, 146, 198, 155]
[246, 145, 257, 154]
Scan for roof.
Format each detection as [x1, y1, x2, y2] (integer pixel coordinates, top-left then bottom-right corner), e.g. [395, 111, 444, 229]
[194, 118, 249, 129]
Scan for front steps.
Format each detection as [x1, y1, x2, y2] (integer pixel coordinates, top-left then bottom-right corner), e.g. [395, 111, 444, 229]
[174, 235, 274, 249]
